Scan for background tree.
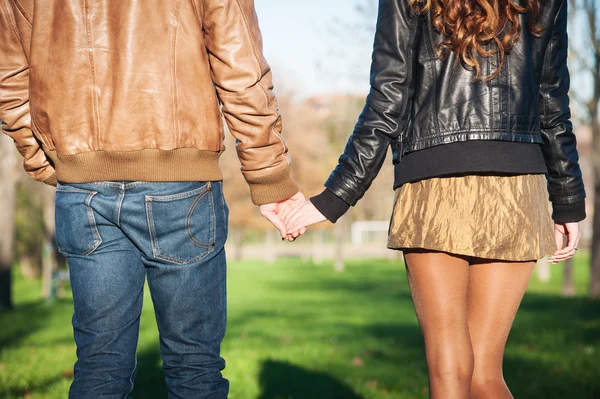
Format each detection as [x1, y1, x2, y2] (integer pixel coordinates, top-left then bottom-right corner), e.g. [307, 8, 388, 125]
[0, 132, 18, 311]
[569, 0, 600, 297]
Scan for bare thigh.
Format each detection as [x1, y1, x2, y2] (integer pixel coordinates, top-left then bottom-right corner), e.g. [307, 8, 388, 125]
[467, 258, 535, 398]
[403, 249, 473, 399]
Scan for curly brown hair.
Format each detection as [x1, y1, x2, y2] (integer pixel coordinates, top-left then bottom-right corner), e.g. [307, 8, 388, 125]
[409, 0, 544, 80]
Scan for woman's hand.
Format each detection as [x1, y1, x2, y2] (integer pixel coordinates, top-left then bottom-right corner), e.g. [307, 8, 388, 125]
[259, 192, 307, 242]
[549, 222, 580, 263]
[283, 200, 328, 239]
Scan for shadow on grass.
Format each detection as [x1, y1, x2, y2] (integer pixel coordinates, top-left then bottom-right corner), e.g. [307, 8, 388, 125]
[0, 374, 68, 398]
[0, 297, 73, 349]
[130, 347, 168, 399]
[257, 359, 364, 399]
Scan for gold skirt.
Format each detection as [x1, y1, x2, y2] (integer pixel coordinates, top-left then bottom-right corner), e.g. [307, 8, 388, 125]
[387, 174, 556, 261]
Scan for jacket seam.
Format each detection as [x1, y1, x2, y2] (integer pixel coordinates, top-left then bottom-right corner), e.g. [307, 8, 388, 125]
[190, 0, 201, 23]
[424, 27, 440, 136]
[326, 178, 361, 205]
[83, 0, 101, 149]
[415, 128, 539, 137]
[233, 0, 266, 75]
[3, 0, 22, 44]
[31, 111, 53, 150]
[396, 15, 419, 137]
[170, 0, 183, 146]
[258, 82, 288, 163]
[11, 0, 31, 26]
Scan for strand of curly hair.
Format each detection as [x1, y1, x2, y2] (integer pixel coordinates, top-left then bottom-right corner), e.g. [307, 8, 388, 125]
[409, 0, 544, 80]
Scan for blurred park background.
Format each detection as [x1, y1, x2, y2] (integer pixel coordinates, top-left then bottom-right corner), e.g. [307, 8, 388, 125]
[1, 0, 599, 398]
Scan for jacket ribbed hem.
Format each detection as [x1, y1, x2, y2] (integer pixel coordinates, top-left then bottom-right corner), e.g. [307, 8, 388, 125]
[47, 148, 224, 183]
[44, 174, 58, 186]
[47, 148, 298, 206]
[246, 167, 299, 206]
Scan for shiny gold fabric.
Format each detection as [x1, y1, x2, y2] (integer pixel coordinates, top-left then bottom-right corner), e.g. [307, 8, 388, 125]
[387, 174, 556, 261]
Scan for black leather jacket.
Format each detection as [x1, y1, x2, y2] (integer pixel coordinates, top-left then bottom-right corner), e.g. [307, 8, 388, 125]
[323, 0, 585, 209]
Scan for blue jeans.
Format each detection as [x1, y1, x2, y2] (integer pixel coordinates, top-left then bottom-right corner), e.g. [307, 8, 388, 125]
[55, 181, 229, 399]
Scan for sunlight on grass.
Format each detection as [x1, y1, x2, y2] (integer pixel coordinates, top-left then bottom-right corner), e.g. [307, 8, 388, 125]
[1, 253, 598, 398]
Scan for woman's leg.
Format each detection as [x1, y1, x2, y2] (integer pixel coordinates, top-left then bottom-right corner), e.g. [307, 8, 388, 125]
[403, 249, 473, 399]
[467, 259, 536, 399]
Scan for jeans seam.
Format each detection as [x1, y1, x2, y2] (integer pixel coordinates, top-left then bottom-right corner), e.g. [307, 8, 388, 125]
[145, 197, 161, 259]
[115, 187, 125, 227]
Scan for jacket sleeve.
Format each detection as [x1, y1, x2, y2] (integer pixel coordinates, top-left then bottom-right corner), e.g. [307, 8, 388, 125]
[538, 0, 585, 215]
[0, 0, 56, 186]
[202, 0, 298, 205]
[316, 0, 422, 215]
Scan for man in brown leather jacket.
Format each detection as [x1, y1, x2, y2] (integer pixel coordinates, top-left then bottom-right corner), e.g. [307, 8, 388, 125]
[0, 0, 302, 397]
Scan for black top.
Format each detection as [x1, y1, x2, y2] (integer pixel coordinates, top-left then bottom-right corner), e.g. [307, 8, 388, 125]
[311, 141, 586, 224]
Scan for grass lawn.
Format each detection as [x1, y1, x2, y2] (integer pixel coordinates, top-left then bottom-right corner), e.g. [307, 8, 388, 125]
[1, 253, 599, 398]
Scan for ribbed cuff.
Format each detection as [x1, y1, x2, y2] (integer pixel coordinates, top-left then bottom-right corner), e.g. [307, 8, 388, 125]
[552, 200, 586, 223]
[310, 188, 351, 223]
[43, 173, 58, 186]
[247, 167, 299, 205]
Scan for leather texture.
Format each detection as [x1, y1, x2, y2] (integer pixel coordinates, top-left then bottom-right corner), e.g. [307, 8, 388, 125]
[0, 0, 296, 204]
[325, 0, 585, 208]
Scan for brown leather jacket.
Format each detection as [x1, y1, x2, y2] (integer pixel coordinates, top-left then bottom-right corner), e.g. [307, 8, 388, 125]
[0, 0, 298, 205]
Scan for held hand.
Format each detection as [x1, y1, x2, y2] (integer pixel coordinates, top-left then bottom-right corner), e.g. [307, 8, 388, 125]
[284, 200, 327, 236]
[549, 222, 580, 263]
[260, 192, 308, 241]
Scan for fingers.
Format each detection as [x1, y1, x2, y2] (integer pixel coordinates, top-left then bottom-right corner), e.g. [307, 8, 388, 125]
[549, 222, 580, 263]
[284, 205, 308, 233]
[261, 209, 287, 238]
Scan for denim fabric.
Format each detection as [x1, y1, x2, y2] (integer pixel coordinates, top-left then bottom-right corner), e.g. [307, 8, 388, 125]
[55, 181, 229, 399]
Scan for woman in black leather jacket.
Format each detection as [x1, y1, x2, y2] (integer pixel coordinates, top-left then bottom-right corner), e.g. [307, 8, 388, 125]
[285, 0, 585, 397]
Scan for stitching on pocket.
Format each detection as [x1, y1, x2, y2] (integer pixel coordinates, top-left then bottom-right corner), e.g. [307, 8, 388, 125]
[83, 192, 102, 256]
[186, 188, 215, 248]
[56, 189, 102, 256]
[145, 183, 216, 265]
[147, 183, 211, 202]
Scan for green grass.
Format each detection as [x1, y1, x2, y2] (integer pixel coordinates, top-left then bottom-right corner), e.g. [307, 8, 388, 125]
[1, 253, 599, 398]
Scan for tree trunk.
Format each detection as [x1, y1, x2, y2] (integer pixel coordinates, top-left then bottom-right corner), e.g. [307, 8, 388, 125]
[562, 257, 576, 297]
[590, 177, 600, 298]
[41, 185, 57, 299]
[589, 102, 600, 297]
[536, 257, 551, 283]
[312, 230, 325, 265]
[265, 230, 276, 265]
[333, 218, 345, 272]
[582, 0, 600, 298]
[230, 228, 244, 262]
[0, 135, 18, 311]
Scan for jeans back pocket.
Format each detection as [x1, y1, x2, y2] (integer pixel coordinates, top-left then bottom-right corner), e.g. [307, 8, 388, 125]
[145, 182, 216, 265]
[55, 186, 102, 256]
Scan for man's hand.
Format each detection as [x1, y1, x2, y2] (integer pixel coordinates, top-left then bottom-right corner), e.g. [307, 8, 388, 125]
[283, 200, 327, 237]
[260, 192, 308, 241]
